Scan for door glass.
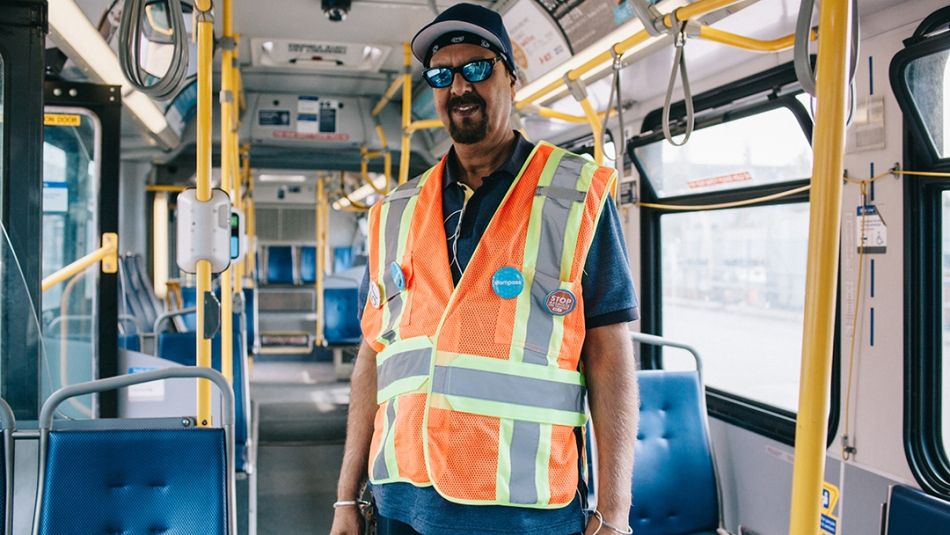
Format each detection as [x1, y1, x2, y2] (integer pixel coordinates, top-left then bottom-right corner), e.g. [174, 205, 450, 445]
[0, 52, 4, 213]
[41, 107, 101, 418]
[904, 49, 950, 158]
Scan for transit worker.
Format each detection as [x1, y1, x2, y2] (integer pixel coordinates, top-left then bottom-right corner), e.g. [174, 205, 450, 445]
[330, 3, 639, 534]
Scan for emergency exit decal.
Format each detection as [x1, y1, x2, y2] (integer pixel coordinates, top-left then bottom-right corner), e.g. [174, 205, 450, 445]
[856, 205, 886, 254]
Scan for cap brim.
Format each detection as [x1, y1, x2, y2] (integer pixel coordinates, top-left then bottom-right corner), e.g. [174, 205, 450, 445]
[411, 20, 506, 64]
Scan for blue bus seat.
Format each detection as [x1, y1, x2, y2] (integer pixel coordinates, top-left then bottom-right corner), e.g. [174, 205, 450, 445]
[300, 246, 316, 284]
[117, 333, 141, 352]
[324, 287, 361, 345]
[156, 321, 252, 473]
[885, 485, 950, 534]
[266, 246, 295, 285]
[630, 370, 721, 535]
[334, 246, 354, 272]
[34, 368, 234, 535]
[243, 287, 257, 355]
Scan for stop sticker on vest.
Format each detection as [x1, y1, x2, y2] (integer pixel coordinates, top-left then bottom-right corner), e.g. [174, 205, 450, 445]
[390, 261, 406, 291]
[368, 280, 383, 308]
[491, 266, 524, 299]
[545, 289, 576, 316]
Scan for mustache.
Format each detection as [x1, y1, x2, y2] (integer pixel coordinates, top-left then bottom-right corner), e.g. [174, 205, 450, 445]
[447, 93, 485, 110]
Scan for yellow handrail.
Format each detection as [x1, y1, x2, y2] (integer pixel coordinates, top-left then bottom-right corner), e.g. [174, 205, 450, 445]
[315, 177, 327, 347]
[578, 98, 604, 165]
[218, 0, 235, 385]
[372, 76, 406, 117]
[194, 0, 214, 427]
[399, 42, 413, 185]
[697, 26, 816, 53]
[375, 124, 392, 193]
[360, 150, 389, 196]
[533, 106, 614, 124]
[41, 233, 118, 292]
[408, 118, 444, 132]
[145, 184, 189, 193]
[788, 0, 851, 532]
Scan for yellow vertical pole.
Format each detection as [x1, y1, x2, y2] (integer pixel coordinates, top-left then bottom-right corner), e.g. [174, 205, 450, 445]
[218, 0, 234, 385]
[194, 0, 214, 426]
[375, 124, 392, 194]
[243, 145, 257, 283]
[788, 0, 851, 533]
[398, 42, 412, 185]
[315, 177, 327, 347]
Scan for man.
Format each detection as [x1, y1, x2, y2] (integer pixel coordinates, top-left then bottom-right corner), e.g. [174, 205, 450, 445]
[330, 4, 639, 534]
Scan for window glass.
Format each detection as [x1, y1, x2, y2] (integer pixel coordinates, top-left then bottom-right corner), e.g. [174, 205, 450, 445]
[904, 49, 950, 157]
[943, 191, 950, 458]
[635, 106, 813, 197]
[661, 203, 809, 412]
[0, 53, 4, 213]
[41, 108, 101, 418]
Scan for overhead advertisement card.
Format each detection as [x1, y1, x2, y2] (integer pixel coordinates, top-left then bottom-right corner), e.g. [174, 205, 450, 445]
[503, 0, 572, 84]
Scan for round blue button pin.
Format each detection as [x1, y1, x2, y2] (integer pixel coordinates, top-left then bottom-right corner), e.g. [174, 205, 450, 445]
[390, 262, 406, 291]
[491, 266, 524, 299]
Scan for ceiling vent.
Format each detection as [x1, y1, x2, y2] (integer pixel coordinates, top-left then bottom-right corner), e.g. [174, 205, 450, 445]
[251, 38, 390, 72]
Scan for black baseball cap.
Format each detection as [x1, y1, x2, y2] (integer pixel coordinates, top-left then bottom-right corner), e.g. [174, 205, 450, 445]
[411, 3, 517, 77]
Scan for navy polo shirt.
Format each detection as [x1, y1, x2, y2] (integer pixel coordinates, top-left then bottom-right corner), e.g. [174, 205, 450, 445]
[358, 132, 638, 534]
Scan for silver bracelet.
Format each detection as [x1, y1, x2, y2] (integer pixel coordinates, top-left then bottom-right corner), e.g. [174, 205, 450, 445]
[333, 499, 369, 509]
[591, 510, 633, 535]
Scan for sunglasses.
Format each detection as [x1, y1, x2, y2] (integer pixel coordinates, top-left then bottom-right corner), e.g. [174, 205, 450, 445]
[422, 57, 504, 88]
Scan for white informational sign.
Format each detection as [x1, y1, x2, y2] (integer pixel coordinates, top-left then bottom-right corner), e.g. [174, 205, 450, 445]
[43, 181, 68, 212]
[127, 367, 165, 401]
[297, 96, 320, 114]
[856, 205, 886, 254]
[503, 0, 572, 84]
[297, 113, 319, 134]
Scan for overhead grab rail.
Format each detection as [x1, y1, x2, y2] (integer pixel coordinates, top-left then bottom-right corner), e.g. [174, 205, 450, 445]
[118, 0, 190, 99]
[42, 233, 118, 292]
[515, 0, 817, 113]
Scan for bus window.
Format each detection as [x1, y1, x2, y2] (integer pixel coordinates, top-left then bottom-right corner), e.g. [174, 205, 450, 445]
[944, 191, 950, 458]
[635, 92, 819, 441]
[41, 109, 101, 417]
[0, 52, 4, 212]
[903, 49, 950, 157]
[635, 106, 813, 198]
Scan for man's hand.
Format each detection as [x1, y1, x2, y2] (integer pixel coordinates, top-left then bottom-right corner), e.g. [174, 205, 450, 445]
[583, 509, 632, 535]
[329, 506, 363, 535]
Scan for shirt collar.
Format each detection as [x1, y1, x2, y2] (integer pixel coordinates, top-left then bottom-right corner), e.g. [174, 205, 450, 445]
[443, 131, 535, 188]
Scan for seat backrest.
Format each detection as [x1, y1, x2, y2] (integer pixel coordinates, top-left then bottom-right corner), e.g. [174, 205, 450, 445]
[34, 368, 233, 535]
[299, 246, 316, 284]
[324, 287, 362, 344]
[630, 370, 719, 534]
[885, 484, 950, 534]
[37, 428, 228, 535]
[266, 246, 296, 285]
[333, 246, 353, 272]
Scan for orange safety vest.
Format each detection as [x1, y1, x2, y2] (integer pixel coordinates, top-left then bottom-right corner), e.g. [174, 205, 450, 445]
[361, 142, 616, 508]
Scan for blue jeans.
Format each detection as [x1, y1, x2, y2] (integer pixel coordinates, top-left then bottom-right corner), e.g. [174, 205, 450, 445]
[376, 515, 584, 535]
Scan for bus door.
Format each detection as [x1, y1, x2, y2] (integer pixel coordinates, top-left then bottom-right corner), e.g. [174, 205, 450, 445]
[41, 81, 121, 418]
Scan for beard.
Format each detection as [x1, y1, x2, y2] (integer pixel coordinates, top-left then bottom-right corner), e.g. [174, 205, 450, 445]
[446, 93, 489, 144]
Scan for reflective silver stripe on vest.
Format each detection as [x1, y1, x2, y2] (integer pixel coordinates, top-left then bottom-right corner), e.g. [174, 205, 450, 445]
[379, 178, 422, 339]
[523, 154, 589, 365]
[372, 400, 397, 480]
[509, 420, 541, 504]
[431, 366, 585, 414]
[377, 348, 432, 392]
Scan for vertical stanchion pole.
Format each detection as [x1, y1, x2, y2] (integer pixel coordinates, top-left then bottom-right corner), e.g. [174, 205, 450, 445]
[194, 0, 215, 426]
[219, 0, 234, 384]
[399, 42, 412, 185]
[788, 0, 851, 532]
[315, 176, 327, 347]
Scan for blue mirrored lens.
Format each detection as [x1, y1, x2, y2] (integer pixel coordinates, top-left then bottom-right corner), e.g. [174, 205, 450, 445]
[424, 68, 454, 88]
[461, 60, 493, 83]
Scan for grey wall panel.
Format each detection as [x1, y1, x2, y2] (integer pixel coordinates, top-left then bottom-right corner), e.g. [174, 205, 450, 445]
[119, 161, 150, 257]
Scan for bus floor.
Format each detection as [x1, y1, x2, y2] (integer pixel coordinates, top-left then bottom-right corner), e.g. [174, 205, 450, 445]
[251, 359, 349, 534]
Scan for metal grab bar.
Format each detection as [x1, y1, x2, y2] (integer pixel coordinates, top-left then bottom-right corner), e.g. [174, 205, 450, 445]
[153, 306, 198, 334]
[630, 331, 703, 380]
[41, 233, 118, 292]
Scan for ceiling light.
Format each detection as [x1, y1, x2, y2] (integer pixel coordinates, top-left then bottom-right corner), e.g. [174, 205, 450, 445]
[259, 174, 309, 183]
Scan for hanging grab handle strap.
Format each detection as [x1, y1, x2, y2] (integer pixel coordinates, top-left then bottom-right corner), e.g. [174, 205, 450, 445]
[662, 23, 694, 147]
